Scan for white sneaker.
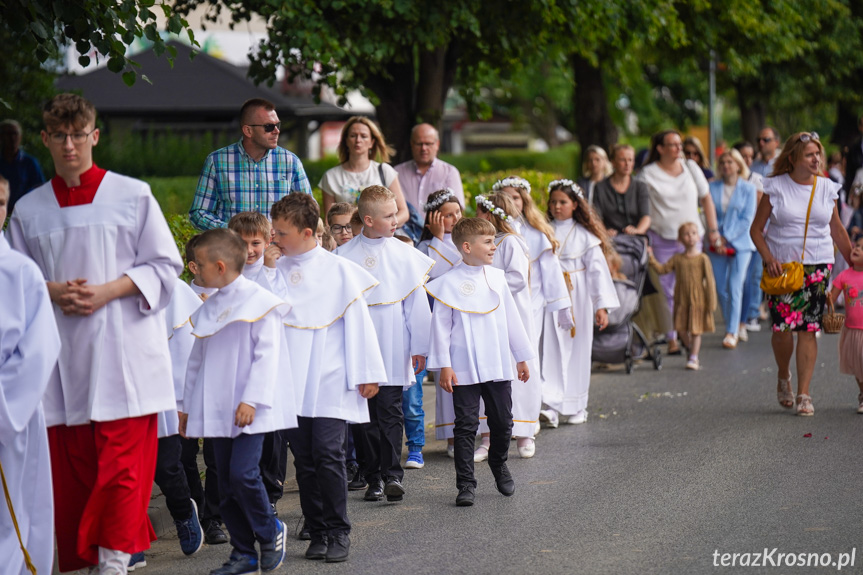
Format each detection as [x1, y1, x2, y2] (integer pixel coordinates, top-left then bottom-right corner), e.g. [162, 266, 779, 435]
[539, 409, 559, 429]
[565, 411, 588, 424]
[473, 444, 489, 462]
[517, 438, 536, 458]
[738, 327, 748, 342]
[446, 444, 454, 458]
[745, 318, 762, 332]
[534, 421, 542, 436]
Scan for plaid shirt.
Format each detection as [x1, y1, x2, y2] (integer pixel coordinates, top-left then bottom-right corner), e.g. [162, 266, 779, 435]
[189, 139, 312, 229]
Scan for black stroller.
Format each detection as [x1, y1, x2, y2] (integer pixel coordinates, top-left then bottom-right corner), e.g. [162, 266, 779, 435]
[591, 234, 662, 374]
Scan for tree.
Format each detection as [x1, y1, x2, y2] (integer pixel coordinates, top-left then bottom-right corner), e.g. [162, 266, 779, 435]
[2, 0, 196, 88]
[173, 0, 563, 163]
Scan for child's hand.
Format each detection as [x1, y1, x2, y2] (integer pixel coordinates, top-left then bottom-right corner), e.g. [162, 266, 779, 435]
[264, 244, 282, 268]
[606, 228, 618, 238]
[557, 308, 574, 332]
[516, 361, 530, 382]
[358, 383, 379, 399]
[439, 367, 457, 393]
[178, 412, 188, 438]
[595, 308, 609, 331]
[427, 211, 445, 240]
[235, 402, 256, 427]
[412, 355, 426, 375]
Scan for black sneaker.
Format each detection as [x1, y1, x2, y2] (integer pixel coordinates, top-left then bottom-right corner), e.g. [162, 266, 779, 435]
[259, 518, 287, 571]
[305, 535, 328, 560]
[209, 552, 259, 575]
[204, 521, 229, 545]
[383, 478, 406, 502]
[363, 478, 384, 501]
[175, 499, 204, 556]
[346, 462, 359, 484]
[325, 532, 350, 563]
[348, 468, 367, 491]
[491, 463, 515, 497]
[456, 485, 475, 507]
[298, 519, 311, 541]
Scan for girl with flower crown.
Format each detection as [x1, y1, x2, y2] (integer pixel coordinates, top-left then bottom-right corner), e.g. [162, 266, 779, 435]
[416, 188, 463, 457]
[475, 191, 542, 458]
[540, 180, 619, 427]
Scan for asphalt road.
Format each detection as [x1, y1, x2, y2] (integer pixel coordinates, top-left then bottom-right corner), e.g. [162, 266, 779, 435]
[132, 326, 863, 575]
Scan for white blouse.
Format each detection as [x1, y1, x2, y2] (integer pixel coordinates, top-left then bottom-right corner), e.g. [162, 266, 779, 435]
[638, 159, 709, 240]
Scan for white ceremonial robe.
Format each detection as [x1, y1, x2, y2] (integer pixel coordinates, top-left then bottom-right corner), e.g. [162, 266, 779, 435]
[243, 257, 285, 294]
[542, 220, 620, 416]
[0, 233, 61, 575]
[189, 279, 218, 300]
[158, 278, 203, 439]
[7, 172, 183, 426]
[417, 233, 461, 279]
[180, 275, 296, 438]
[427, 263, 534, 386]
[276, 246, 388, 423]
[335, 234, 433, 387]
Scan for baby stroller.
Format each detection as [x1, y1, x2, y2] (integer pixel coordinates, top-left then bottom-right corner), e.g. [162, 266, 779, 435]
[591, 234, 662, 374]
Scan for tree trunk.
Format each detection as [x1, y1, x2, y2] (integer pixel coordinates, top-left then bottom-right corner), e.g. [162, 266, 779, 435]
[735, 79, 766, 146]
[572, 53, 617, 172]
[365, 59, 414, 166]
[832, 100, 860, 148]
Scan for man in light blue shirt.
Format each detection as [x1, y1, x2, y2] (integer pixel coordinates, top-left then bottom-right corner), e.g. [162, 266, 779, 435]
[751, 127, 781, 177]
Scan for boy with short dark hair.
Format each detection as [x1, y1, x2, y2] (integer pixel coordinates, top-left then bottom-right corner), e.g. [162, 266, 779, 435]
[271, 192, 386, 563]
[178, 228, 296, 575]
[327, 202, 357, 246]
[426, 217, 533, 507]
[335, 185, 432, 503]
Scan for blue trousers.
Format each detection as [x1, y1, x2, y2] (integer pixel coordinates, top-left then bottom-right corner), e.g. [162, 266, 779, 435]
[402, 372, 426, 452]
[708, 250, 753, 336]
[211, 433, 276, 557]
[741, 250, 764, 323]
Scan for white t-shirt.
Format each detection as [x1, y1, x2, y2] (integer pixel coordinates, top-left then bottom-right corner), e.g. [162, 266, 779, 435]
[763, 174, 840, 265]
[638, 158, 710, 240]
[319, 161, 398, 204]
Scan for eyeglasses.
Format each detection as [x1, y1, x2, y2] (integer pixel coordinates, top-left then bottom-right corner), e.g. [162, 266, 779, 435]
[49, 129, 96, 144]
[246, 123, 281, 133]
[757, 137, 773, 143]
[330, 224, 351, 234]
[799, 132, 820, 143]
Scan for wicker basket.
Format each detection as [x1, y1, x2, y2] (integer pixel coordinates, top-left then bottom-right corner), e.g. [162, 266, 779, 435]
[823, 295, 845, 334]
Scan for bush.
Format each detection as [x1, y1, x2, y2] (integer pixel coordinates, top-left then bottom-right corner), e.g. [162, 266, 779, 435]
[460, 170, 565, 216]
[96, 132, 236, 178]
[442, 145, 578, 179]
[166, 213, 197, 283]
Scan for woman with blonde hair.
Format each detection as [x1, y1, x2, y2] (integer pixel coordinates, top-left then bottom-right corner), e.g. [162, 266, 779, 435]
[320, 116, 409, 225]
[683, 136, 715, 180]
[751, 132, 852, 416]
[577, 145, 614, 204]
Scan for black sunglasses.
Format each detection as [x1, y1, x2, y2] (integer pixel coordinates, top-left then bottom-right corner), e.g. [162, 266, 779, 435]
[757, 137, 773, 143]
[247, 122, 281, 133]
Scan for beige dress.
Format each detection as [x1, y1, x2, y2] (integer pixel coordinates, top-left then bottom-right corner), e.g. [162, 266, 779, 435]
[649, 253, 717, 335]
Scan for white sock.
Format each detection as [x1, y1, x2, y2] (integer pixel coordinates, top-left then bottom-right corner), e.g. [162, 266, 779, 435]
[98, 547, 131, 575]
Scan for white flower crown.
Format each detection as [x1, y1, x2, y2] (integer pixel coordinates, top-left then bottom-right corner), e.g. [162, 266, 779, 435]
[476, 194, 515, 223]
[423, 188, 456, 212]
[492, 177, 531, 194]
[547, 179, 584, 199]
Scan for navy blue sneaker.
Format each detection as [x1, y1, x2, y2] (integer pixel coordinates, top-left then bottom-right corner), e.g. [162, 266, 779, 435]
[210, 552, 259, 575]
[175, 499, 204, 556]
[128, 552, 146, 571]
[260, 517, 287, 571]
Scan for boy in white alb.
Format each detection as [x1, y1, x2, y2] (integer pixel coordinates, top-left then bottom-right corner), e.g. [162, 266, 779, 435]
[178, 229, 295, 575]
[0, 176, 61, 575]
[8, 94, 183, 573]
[426, 217, 533, 507]
[271, 193, 386, 563]
[335, 185, 433, 502]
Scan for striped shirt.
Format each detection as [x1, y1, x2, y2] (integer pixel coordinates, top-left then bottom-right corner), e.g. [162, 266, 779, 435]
[189, 139, 312, 230]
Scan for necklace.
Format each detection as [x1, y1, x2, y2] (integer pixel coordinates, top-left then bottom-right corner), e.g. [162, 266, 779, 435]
[360, 238, 386, 269]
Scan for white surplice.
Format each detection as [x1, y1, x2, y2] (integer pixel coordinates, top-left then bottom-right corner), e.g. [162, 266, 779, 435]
[189, 279, 218, 300]
[0, 233, 61, 575]
[335, 235, 433, 387]
[180, 275, 296, 438]
[158, 278, 203, 439]
[7, 173, 183, 426]
[542, 220, 620, 416]
[417, 233, 461, 279]
[275, 246, 387, 423]
[243, 257, 285, 294]
[426, 262, 534, 386]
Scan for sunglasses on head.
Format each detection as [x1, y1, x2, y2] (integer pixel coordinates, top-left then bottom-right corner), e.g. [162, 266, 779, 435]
[798, 132, 820, 143]
[247, 122, 281, 133]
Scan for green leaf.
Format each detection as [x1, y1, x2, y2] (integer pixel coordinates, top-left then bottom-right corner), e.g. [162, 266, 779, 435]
[122, 70, 136, 86]
[78, 55, 91, 67]
[107, 56, 124, 73]
[30, 21, 49, 39]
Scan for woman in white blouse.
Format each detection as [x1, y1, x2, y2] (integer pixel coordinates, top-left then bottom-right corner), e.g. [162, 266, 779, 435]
[637, 130, 721, 355]
[320, 116, 409, 225]
[750, 132, 851, 416]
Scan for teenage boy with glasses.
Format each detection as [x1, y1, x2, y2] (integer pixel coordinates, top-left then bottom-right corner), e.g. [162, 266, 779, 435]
[190, 98, 312, 230]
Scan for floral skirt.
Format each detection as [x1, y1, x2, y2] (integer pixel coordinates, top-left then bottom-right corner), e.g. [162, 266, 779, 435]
[766, 264, 832, 332]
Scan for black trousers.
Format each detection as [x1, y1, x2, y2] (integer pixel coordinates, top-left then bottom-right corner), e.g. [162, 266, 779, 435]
[452, 381, 513, 489]
[180, 436, 222, 527]
[154, 435, 193, 522]
[357, 386, 404, 483]
[286, 417, 350, 539]
[260, 429, 290, 505]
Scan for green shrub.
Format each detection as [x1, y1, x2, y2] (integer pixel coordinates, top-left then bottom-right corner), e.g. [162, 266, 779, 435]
[460, 170, 565, 216]
[166, 213, 197, 283]
[441, 145, 578, 179]
[97, 132, 236, 178]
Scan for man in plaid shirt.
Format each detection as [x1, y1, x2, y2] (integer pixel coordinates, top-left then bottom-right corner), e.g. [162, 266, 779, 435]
[189, 98, 313, 230]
